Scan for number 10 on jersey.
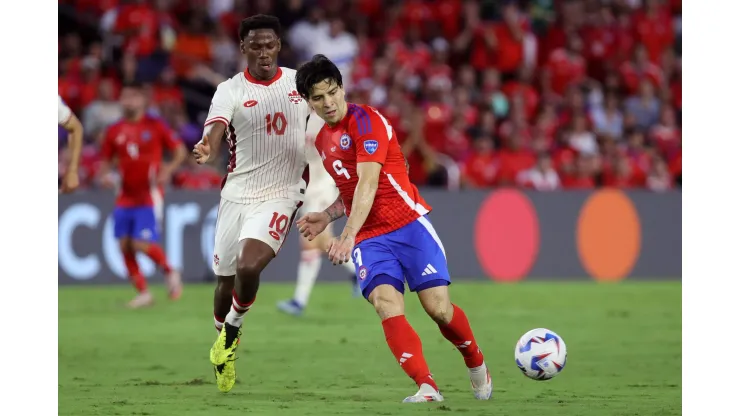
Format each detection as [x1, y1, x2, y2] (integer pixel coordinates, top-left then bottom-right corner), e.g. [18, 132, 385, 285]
[265, 112, 287, 136]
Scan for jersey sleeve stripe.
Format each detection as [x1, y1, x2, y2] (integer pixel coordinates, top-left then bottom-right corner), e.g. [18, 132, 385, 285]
[204, 116, 230, 127]
[385, 172, 430, 217]
[351, 106, 372, 135]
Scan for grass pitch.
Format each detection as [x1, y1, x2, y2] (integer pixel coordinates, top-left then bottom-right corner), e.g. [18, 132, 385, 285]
[59, 281, 681, 415]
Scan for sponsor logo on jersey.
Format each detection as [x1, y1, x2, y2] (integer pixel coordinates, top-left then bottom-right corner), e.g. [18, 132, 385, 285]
[330, 146, 337, 152]
[243, 100, 258, 107]
[363, 140, 379, 155]
[288, 90, 303, 104]
[339, 133, 352, 150]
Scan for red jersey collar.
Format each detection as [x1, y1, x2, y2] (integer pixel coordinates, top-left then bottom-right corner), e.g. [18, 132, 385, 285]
[243, 67, 283, 86]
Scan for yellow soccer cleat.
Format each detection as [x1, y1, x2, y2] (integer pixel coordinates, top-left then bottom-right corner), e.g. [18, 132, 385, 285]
[210, 322, 241, 392]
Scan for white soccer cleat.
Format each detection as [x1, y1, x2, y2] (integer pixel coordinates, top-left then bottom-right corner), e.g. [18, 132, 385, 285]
[469, 362, 493, 400]
[128, 292, 154, 308]
[402, 383, 444, 403]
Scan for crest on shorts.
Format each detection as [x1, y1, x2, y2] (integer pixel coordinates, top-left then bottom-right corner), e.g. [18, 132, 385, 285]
[358, 266, 368, 281]
[363, 140, 379, 155]
[339, 133, 352, 150]
[213, 254, 220, 266]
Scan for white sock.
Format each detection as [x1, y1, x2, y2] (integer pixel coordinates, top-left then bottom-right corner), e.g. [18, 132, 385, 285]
[294, 249, 322, 307]
[341, 259, 356, 275]
[225, 293, 252, 328]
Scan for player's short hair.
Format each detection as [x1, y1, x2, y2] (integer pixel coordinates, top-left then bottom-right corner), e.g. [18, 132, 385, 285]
[295, 54, 343, 99]
[238, 14, 281, 41]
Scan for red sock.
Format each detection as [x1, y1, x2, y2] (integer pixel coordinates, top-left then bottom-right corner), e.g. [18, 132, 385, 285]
[145, 244, 172, 273]
[214, 313, 224, 334]
[382, 315, 438, 391]
[438, 304, 485, 369]
[123, 250, 147, 293]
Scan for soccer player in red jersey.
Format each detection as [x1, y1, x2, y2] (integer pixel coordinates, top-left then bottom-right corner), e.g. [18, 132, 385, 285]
[99, 82, 187, 308]
[295, 55, 492, 403]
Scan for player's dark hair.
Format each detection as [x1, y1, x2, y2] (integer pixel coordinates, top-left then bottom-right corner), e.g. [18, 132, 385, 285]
[121, 80, 144, 90]
[238, 14, 281, 41]
[295, 54, 344, 99]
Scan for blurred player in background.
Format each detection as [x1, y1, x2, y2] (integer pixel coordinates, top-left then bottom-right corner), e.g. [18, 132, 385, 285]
[295, 55, 492, 403]
[98, 82, 186, 308]
[276, 111, 359, 317]
[58, 95, 83, 193]
[192, 15, 310, 393]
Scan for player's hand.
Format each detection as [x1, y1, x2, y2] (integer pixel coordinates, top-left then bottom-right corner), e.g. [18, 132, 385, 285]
[296, 211, 331, 241]
[327, 232, 355, 266]
[193, 135, 211, 164]
[157, 168, 173, 186]
[99, 173, 117, 189]
[60, 170, 80, 194]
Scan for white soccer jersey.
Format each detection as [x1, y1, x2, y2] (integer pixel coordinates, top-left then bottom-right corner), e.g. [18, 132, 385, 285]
[58, 95, 72, 125]
[305, 111, 335, 190]
[204, 67, 310, 204]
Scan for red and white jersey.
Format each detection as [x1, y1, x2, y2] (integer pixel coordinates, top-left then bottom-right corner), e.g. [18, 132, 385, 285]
[58, 95, 72, 125]
[203, 67, 310, 204]
[315, 103, 431, 244]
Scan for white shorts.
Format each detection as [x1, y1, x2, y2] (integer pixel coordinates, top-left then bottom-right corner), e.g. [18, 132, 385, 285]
[212, 198, 301, 276]
[301, 182, 339, 215]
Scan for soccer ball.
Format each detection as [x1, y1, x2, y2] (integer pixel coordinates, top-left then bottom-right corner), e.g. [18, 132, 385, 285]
[514, 328, 567, 380]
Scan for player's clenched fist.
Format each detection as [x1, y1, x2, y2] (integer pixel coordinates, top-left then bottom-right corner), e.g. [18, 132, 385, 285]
[193, 135, 211, 164]
[296, 211, 331, 241]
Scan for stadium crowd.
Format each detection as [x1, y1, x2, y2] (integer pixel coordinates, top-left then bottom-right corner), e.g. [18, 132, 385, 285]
[58, 0, 682, 191]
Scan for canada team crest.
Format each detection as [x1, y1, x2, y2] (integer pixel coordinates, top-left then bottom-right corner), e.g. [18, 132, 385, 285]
[288, 90, 303, 104]
[339, 133, 352, 150]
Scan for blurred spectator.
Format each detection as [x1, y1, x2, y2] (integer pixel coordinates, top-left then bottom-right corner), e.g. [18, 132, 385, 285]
[82, 79, 123, 140]
[58, 0, 681, 192]
[517, 153, 561, 191]
[625, 79, 661, 131]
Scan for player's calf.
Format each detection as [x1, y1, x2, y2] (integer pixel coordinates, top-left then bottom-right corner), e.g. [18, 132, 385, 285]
[368, 283, 441, 396]
[418, 286, 491, 400]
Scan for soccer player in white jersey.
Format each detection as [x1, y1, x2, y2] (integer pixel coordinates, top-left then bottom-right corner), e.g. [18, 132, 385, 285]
[58, 95, 83, 193]
[192, 15, 310, 393]
[276, 112, 360, 317]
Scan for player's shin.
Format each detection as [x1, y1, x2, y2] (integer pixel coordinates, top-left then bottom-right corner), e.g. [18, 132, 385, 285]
[225, 289, 255, 328]
[382, 315, 439, 391]
[214, 276, 234, 333]
[123, 249, 147, 293]
[294, 249, 322, 307]
[438, 304, 485, 369]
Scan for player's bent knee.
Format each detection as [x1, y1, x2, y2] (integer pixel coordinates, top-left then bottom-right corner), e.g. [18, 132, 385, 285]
[418, 286, 454, 325]
[236, 239, 275, 278]
[368, 284, 405, 320]
[131, 240, 150, 253]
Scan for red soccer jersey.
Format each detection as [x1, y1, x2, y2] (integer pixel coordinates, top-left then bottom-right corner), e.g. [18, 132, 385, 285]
[315, 103, 431, 244]
[101, 115, 181, 207]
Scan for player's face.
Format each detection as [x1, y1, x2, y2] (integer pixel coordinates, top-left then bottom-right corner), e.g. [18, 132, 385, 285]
[120, 87, 146, 118]
[241, 29, 281, 80]
[307, 80, 346, 125]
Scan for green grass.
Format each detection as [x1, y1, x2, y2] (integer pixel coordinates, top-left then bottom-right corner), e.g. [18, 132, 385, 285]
[59, 281, 681, 416]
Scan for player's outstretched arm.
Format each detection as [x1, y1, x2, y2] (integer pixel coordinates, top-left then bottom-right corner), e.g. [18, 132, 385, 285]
[59, 109, 83, 193]
[296, 195, 343, 241]
[194, 122, 226, 164]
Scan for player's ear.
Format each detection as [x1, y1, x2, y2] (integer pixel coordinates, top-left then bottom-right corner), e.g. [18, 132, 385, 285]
[277, 38, 282, 52]
[239, 40, 246, 54]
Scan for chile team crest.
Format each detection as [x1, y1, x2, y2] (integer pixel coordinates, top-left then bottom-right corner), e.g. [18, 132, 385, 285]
[358, 266, 368, 281]
[339, 133, 352, 150]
